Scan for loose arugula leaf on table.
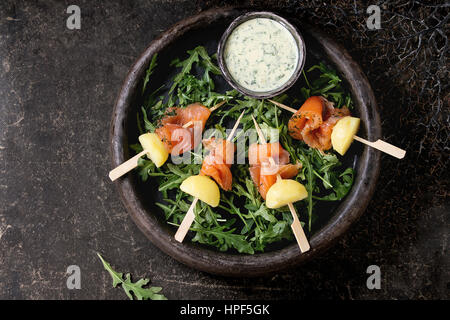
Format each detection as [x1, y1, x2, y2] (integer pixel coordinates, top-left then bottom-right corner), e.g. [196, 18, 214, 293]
[97, 253, 167, 300]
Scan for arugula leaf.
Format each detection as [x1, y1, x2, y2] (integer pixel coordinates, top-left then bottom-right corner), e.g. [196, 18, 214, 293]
[170, 49, 199, 93]
[314, 167, 354, 201]
[196, 47, 221, 75]
[252, 203, 277, 223]
[141, 106, 155, 132]
[191, 224, 255, 254]
[303, 62, 353, 109]
[136, 158, 155, 182]
[257, 220, 292, 244]
[298, 149, 315, 231]
[142, 54, 158, 94]
[97, 253, 167, 300]
[129, 143, 143, 153]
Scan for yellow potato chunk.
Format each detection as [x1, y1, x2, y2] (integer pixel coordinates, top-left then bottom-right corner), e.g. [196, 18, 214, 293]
[138, 133, 169, 168]
[180, 175, 220, 207]
[331, 116, 361, 156]
[266, 179, 308, 209]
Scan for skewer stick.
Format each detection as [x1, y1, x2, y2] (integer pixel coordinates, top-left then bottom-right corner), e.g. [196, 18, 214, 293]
[109, 101, 227, 182]
[353, 136, 406, 159]
[227, 110, 245, 142]
[109, 150, 147, 181]
[251, 115, 310, 253]
[174, 197, 198, 242]
[174, 110, 246, 243]
[268, 99, 406, 159]
[268, 99, 298, 113]
[182, 121, 193, 128]
[210, 100, 227, 112]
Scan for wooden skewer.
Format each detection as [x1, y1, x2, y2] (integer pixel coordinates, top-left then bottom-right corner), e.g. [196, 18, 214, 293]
[268, 99, 406, 159]
[268, 99, 298, 113]
[228, 109, 246, 141]
[174, 110, 246, 243]
[287, 201, 310, 253]
[109, 150, 147, 181]
[182, 121, 193, 128]
[109, 100, 228, 182]
[210, 100, 227, 112]
[353, 136, 406, 159]
[251, 115, 310, 253]
[174, 197, 199, 243]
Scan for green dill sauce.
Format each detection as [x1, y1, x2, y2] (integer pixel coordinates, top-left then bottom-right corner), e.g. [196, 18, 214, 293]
[224, 18, 299, 92]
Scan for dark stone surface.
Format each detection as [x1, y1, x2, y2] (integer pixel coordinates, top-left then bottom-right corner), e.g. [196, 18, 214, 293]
[0, 0, 448, 299]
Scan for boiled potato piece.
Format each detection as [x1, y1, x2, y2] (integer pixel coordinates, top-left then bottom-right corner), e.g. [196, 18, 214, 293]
[180, 175, 220, 207]
[266, 179, 308, 209]
[138, 133, 169, 168]
[331, 116, 360, 156]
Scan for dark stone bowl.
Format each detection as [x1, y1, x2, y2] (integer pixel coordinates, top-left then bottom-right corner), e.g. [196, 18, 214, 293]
[109, 8, 381, 277]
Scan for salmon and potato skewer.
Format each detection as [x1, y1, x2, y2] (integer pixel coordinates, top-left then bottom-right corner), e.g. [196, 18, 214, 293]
[174, 111, 245, 243]
[270, 96, 405, 158]
[251, 116, 310, 252]
[109, 101, 225, 181]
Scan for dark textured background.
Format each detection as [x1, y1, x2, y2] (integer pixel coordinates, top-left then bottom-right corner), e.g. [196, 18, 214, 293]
[0, 0, 448, 299]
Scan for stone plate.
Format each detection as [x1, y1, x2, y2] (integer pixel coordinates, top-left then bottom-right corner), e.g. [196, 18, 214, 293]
[109, 8, 381, 277]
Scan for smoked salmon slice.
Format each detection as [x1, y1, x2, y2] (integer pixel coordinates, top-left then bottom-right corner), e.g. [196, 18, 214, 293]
[248, 142, 290, 166]
[155, 124, 193, 156]
[155, 103, 212, 156]
[250, 163, 302, 200]
[248, 142, 301, 200]
[200, 138, 235, 191]
[160, 102, 211, 131]
[288, 96, 350, 151]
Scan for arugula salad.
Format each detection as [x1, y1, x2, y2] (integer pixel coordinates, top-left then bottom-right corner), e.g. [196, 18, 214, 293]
[130, 46, 355, 254]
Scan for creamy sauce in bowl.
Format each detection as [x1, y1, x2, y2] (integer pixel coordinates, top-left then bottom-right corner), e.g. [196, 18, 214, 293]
[223, 18, 299, 93]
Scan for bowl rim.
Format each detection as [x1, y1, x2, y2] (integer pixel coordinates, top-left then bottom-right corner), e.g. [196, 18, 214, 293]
[109, 8, 381, 277]
[217, 11, 306, 99]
